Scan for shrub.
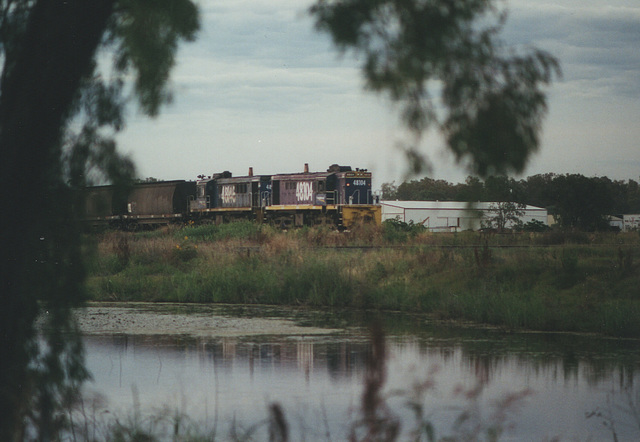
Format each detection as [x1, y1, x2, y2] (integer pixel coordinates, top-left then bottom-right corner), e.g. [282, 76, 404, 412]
[521, 219, 550, 232]
[382, 218, 425, 242]
[170, 243, 198, 265]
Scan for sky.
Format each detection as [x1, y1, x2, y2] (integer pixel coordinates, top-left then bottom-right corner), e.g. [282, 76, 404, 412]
[114, 0, 640, 190]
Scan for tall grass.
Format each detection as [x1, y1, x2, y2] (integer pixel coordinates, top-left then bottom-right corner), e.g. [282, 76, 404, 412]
[178, 220, 269, 242]
[85, 226, 640, 337]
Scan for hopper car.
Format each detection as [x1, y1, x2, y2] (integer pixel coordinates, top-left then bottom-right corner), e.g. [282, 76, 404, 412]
[83, 164, 381, 229]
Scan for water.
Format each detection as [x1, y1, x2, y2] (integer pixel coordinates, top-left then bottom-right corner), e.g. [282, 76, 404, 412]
[82, 305, 640, 441]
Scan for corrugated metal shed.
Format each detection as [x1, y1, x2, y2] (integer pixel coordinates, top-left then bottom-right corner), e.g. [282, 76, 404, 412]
[623, 214, 640, 231]
[381, 201, 548, 231]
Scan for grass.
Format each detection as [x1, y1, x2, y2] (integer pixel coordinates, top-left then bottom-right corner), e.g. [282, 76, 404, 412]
[84, 222, 640, 337]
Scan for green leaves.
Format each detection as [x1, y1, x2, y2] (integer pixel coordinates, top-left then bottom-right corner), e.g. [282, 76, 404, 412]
[310, 0, 561, 177]
[444, 49, 560, 176]
[0, 2, 199, 439]
[110, 0, 200, 116]
[62, 0, 200, 187]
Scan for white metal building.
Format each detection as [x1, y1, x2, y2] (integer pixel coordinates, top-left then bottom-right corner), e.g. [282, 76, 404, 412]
[608, 214, 640, 231]
[380, 201, 548, 232]
[623, 214, 640, 231]
[608, 216, 624, 231]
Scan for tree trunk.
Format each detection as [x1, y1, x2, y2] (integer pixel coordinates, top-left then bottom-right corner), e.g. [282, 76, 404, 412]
[0, 1, 115, 440]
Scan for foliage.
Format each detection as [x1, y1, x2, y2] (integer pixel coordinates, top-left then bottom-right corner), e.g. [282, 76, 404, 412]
[381, 181, 398, 200]
[520, 219, 549, 232]
[383, 173, 640, 231]
[310, 0, 560, 177]
[87, 228, 640, 338]
[547, 174, 615, 231]
[0, 1, 199, 440]
[0, 1, 617, 440]
[586, 382, 640, 442]
[66, 0, 199, 187]
[382, 218, 427, 242]
[178, 221, 269, 242]
[481, 201, 525, 232]
[396, 177, 465, 201]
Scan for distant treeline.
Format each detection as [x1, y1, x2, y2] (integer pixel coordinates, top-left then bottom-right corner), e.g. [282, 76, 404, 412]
[382, 174, 640, 231]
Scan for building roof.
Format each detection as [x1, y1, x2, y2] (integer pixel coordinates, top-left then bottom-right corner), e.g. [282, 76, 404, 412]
[380, 200, 546, 211]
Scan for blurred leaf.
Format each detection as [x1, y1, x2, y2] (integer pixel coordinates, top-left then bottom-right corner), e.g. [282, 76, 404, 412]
[311, 0, 560, 177]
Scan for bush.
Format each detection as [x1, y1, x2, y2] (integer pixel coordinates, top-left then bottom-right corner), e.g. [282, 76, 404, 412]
[521, 219, 550, 232]
[382, 218, 425, 242]
[170, 243, 198, 265]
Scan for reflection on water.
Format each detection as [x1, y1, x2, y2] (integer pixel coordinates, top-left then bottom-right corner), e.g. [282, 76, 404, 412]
[84, 311, 640, 441]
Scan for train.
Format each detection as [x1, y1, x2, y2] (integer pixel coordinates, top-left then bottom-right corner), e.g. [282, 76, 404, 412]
[83, 164, 381, 229]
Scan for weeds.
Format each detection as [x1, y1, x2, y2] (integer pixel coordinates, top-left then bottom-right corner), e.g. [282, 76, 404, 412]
[617, 247, 634, 277]
[268, 403, 288, 442]
[473, 241, 492, 269]
[84, 228, 640, 337]
[587, 382, 640, 442]
[381, 218, 426, 243]
[61, 326, 540, 441]
[178, 221, 268, 243]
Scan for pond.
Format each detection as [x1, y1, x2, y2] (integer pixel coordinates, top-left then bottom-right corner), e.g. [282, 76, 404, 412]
[80, 304, 640, 441]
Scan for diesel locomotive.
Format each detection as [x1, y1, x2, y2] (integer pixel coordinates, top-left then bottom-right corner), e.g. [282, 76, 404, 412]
[83, 164, 381, 229]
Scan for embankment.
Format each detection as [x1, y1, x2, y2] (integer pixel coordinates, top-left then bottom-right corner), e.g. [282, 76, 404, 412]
[85, 222, 640, 337]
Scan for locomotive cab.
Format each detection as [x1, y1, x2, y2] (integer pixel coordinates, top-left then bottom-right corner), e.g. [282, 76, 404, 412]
[336, 169, 373, 205]
[192, 171, 231, 210]
[215, 175, 271, 209]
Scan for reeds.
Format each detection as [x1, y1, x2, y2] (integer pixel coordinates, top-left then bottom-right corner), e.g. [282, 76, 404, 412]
[61, 326, 539, 442]
[85, 226, 640, 337]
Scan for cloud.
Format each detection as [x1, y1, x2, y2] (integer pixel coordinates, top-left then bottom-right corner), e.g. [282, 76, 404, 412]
[115, 0, 640, 186]
[505, 2, 640, 97]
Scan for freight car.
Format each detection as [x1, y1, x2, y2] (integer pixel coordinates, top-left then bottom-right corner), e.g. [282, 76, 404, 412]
[83, 180, 196, 228]
[83, 185, 122, 226]
[84, 164, 380, 229]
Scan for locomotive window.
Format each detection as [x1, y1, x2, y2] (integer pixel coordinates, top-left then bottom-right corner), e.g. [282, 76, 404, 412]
[318, 181, 325, 192]
[235, 183, 248, 193]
